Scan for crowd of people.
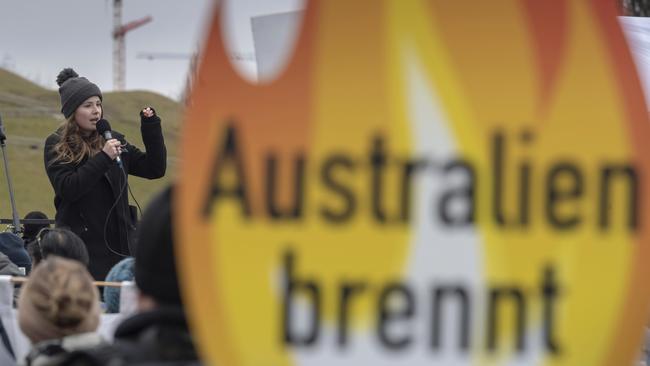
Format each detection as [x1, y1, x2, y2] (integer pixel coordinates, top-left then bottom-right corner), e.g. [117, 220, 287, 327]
[0, 68, 201, 365]
[1, 187, 200, 366]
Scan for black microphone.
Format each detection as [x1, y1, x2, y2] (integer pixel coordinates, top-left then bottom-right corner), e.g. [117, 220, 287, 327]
[96, 119, 122, 166]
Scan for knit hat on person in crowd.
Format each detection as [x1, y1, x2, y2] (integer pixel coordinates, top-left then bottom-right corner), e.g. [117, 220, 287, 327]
[135, 186, 182, 306]
[22, 211, 50, 247]
[56, 68, 103, 119]
[104, 257, 135, 313]
[0, 232, 31, 274]
[18, 256, 100, 344]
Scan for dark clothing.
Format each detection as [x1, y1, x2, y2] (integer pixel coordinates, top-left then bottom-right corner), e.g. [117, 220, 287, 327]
[21, 333, 105, 366]
[0, 251, 22, 276]
[0, 232, 31, 274]
[60, 307, 201, 366]
[135, 187, 181, 305]
[44, 116, 166, 280]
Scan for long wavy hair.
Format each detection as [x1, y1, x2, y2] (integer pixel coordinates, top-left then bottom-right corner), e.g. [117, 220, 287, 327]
[49, 115, 103, 165]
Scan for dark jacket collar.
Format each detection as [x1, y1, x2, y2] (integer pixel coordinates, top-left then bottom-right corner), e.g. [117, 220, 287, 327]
[114, 306, 188, 339]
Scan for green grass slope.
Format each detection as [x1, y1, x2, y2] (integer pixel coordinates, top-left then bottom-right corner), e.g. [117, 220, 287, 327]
[0, 68, 182, 224]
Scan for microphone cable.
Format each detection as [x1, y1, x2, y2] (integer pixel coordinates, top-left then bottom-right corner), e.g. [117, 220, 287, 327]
[120, 165, 136, 256]
[102, 163, 131, 258]
[127, 183, 143, 218]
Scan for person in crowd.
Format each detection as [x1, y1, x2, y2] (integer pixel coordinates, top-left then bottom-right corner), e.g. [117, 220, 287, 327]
[18, 256, 105, 366]
[62, 186, 201, 365]
[0, 252, 23, 277]
[44, 68, 166, 281]
[0, 232, 31, 275]
[27, 228, 89, 268]
[103, 257, 134, 314]
[21, 211, 51, 249]
[0, 249, 24, 313]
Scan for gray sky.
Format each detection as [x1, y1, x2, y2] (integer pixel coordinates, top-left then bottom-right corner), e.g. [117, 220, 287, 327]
[0, 0, 303, 100]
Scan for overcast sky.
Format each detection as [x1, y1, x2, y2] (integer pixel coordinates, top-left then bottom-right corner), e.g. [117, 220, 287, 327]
[0, 0, 304, 100]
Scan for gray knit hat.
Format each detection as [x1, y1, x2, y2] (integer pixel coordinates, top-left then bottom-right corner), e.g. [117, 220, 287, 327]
[56, 68, 103, 119]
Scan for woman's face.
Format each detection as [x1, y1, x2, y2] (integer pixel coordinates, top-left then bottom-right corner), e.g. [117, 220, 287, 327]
[74, 96, 102, 133]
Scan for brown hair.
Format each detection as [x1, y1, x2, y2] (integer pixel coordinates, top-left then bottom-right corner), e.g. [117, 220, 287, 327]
[49, 115, 103, 165]
[18, 257, 100, 342]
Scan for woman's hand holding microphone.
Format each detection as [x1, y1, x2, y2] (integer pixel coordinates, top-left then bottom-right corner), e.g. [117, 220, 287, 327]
[102, 138, 122, 160]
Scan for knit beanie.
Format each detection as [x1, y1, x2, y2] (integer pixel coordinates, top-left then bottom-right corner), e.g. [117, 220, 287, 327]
[103, 257, 135, 313]
[56, 68, 103, 119]
[22, 211, 50, 245]
[135, 186, 182, 306]
[18, 257, 100, 344]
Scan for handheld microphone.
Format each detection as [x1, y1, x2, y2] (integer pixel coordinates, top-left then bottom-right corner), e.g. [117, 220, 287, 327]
[96, 119, 122, 166]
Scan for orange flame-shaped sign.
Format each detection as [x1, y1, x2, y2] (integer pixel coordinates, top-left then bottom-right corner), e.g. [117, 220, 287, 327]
[179, 1, 650, 365]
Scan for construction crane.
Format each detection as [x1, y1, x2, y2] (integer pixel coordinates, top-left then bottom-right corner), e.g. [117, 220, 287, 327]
[136, 52, 193, 61]
[112, 0, 152, 91]
[134, 51, 254, 103]
[136, 51, 255, 61]
[135, 52, 199, 104]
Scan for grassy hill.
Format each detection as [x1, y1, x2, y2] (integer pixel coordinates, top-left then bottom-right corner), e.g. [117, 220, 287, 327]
[0, 68, 182, 224]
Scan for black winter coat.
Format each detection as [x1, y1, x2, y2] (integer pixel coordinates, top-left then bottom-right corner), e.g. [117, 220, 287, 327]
[44, 115, 166, 280]
[59, 307, 201, 365]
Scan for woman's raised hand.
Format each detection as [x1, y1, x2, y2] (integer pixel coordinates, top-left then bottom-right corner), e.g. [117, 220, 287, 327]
[141, 107, 155, 118]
